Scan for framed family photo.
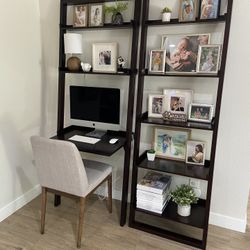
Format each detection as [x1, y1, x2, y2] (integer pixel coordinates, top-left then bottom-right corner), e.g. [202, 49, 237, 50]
[92, 43, 117, 73]
[74, 5, 88, 27]
[179, 0, 197, 22]
[188, 103, 214, 123]
[89, 4, 104, 27]
[148, 95, 166, 118]
[161, 33, 210, 73]
[196, 45, 221, 73]
[149, 50, 166, 74]
[186, 140, 206, 165]
[154, 127, 190, 161]
[199, 0, 220, 20]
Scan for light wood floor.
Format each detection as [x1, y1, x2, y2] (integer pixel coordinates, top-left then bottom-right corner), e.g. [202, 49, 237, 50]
[0, 194, 249, 250]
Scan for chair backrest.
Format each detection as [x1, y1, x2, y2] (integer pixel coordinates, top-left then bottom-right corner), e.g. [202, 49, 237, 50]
[30, 136, 89, 197]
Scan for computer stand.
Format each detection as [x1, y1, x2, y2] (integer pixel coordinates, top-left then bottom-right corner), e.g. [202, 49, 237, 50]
[86, 129, 107, 139]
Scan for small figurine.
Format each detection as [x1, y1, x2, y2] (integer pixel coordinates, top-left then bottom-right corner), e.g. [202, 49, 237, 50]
[81, 62, 92, 72]
[117, 56, 126, 69]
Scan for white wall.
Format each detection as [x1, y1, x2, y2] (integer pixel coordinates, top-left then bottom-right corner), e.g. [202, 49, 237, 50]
[0, 0, 42, 220]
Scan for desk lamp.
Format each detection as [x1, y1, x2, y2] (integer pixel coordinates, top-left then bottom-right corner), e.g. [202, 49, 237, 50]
[64, 33, 83, 71]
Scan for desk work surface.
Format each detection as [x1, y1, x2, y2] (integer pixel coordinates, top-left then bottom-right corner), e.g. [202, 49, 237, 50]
[52, 125, 127, 156]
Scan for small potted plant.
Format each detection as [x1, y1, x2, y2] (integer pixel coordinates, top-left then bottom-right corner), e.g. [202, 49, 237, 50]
[147, 149, 156, 161]
[162, 7, 172, 22]
[104, 1, 128, 25]
[170, 184, 199, 217]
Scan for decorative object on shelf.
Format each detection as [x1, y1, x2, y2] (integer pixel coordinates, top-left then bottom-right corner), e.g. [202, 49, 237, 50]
[73, 5, 88, 27]
[188, 103, 214, 123]
[92, 43, 118, 73]
[149, 50, 166, 74]
[64, 33, 83, 71]
[147, 149, 156, 161]
[117, 56, 126, 69]
[161, 33, 210, 73]
[196, 45, 221, 73]
[153, 127, 190, 161]
[186, 140, 206, 165]
[81, 62, 92, 72]
[89, 3, 104, 27]
[179, 0, 197, 22]
[161, 7, 172, 22]
[170, 184, 199, 217]
[199, 0, 220, 20]
[148, 95, 166, 118]
[162, 111, 187, 122]
[104, 1, 128, 25]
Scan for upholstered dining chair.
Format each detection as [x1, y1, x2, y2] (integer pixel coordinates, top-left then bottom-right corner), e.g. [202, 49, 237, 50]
[30, 136, 112, 248]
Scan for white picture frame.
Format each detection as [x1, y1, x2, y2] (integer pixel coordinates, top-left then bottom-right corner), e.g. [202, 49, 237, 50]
[89, 3, 104, 27]
[179, 0, 198, 22]
[188, 103, 214, 123]
[74, 5, 88, 27]
[149, 50, 166, 74]
[186, 140, 206, 165]
[148, 95, 166, 118]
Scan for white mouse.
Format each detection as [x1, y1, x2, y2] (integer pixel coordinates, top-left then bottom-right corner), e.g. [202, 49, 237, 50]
[109, 138, 119, 144]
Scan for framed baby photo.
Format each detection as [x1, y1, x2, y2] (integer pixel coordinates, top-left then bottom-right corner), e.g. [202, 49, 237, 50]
[188, 103, 214, 123]
[161, 33, 210, 73]
[89, 3, 104, 27]
[196, 45, 221, 73]
[163, 89, 193, 115]
[74, 5, 88, 27]
[148, 95, 166, 118]
[179, 0, 197, 22]
[199, 0, 221, 20]
[154, 127, 190, 161]
[92, 43, 117, 73]
[149, 50, 166, 74]
[186, 140, 206, 165]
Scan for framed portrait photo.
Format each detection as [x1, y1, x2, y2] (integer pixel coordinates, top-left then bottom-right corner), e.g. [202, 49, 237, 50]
[179, 0, 197, 22]
[89, 4, 104, 27]
[196, 45, 221, 73]
[161, 33, 210, 73]
[188, 103, 214, 123]
[199, 0, 221, 20]
[74, 5, 88, 27]
[154, 127, 190, 161]
[92, 43, 117, 73]
[148, 95, 166, 118]
[186, 140, 206, 165]
[149, 50, 166, 74]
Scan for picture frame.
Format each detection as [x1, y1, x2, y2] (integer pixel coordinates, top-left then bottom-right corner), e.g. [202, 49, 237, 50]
[188, 103, 214, 123]
[148, 95, 166, 118]
[186, 140, 206, 165]
[196, 45, 221, 73]
[179, 0, 197, 22]
[73, 5, 88, 27]
[163, 89, 193, 115]
[154, 127, 190, 161]
[89, 3, 104, 27]
[161, 33, 211, 73]
[199, 0, 221, 20]
[92, 43, 117, 73]
[149, 50, 166, 74]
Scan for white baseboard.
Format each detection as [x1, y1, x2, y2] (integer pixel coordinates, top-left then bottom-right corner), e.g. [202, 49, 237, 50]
[209, 212, 247, 233]
[0, 185, 41, 223]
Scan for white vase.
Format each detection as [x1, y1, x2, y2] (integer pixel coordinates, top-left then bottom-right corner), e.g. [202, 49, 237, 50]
[147, 153, 156, 161]
[177, 204, 191, 217]
[162, 12, 171, 22]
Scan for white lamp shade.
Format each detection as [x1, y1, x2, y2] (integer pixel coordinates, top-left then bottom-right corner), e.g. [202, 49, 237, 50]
[64, 33, 83, 54]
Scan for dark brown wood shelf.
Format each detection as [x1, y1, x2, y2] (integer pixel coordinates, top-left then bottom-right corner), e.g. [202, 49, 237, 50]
[63, 0, 128, 6]
[138, 151, 210, 180]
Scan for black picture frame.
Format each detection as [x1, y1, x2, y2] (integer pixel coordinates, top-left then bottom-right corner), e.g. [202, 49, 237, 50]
[198, 0, 221, 20]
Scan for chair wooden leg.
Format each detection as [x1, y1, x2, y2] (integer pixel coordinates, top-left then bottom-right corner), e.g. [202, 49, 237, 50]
[107, 174, 112, 213]
[41, 187, 47, 234]
[77, 197, 85, 248]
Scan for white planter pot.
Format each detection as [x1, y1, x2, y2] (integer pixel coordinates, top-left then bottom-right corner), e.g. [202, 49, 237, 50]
[147, 153, 156, 161]
[162, 12, 171, 22]
[177, 204, 191, 217]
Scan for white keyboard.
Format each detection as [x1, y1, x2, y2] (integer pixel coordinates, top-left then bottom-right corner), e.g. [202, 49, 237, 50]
[68, 135, 100, 144]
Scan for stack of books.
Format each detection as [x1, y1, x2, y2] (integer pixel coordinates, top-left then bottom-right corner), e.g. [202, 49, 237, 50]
[136, 171, 172, 214]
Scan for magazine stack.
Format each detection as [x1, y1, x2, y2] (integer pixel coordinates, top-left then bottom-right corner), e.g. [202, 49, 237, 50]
[136, 171, 172, 214]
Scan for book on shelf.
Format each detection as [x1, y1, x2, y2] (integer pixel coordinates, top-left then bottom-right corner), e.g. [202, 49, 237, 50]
[137, 171, 172, 194]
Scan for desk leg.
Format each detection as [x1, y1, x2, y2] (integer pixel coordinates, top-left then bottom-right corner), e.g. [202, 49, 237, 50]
[54, 195, 61, 207]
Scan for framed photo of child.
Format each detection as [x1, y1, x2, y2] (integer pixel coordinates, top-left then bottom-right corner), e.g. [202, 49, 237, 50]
[74, 5, 88, 27]
[186, 140, 206, 165]
[148, 95, 166, 118]
[188, 103, 214, 123]
[179, 0, 197, 22]
[199, 0, 221, 20]
[89, 4, 104, 27]
[149, 50, 166, 74]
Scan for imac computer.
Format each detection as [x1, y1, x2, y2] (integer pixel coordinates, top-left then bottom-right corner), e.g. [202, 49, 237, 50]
[70, 86, 120, 138]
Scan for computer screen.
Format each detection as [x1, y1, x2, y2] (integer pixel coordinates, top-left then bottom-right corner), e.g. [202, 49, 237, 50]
[70, 86, 120, 125]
